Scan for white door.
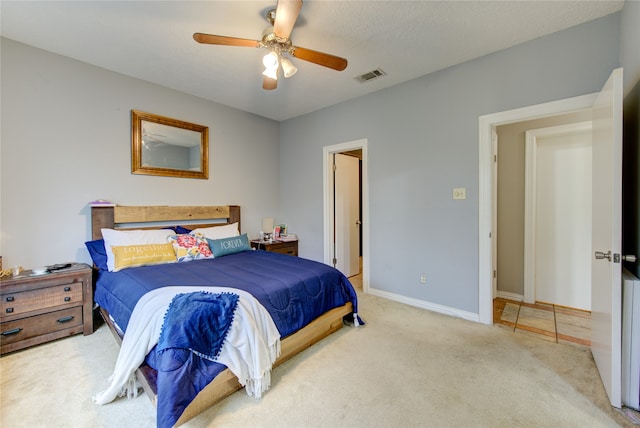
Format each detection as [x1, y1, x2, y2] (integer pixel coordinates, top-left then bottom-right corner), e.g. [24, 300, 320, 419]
[334, 153, 360, 277]
[528, 124, 592, 310]
[591, 67, 623, 408]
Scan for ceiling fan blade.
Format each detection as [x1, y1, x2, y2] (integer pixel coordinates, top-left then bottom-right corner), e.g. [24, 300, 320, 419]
[193, 33, 260, 48]
[273, 0, 302, 39]
[263, 76, 277, 90]
[290, 46, 348, 71]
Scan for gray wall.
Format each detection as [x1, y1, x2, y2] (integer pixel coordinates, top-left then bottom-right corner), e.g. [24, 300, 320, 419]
[0, 39, 281, 268]
[280, 13, 621, 314]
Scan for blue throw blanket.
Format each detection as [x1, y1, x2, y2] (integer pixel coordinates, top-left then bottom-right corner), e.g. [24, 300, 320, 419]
[157, 292, 240, 361]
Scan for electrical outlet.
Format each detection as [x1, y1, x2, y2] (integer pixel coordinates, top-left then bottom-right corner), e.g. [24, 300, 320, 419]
[420, 273, 427, 284]
[453, 188, 466, 200]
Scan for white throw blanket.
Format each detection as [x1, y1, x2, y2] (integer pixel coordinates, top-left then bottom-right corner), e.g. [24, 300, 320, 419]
[93, 286, 281, 405]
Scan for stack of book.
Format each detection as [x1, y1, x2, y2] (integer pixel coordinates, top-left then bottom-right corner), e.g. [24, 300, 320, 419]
[277, 234, 297, 242]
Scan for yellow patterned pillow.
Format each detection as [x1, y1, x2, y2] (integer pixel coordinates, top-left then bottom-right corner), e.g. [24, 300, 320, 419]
[110, 243, 176, 272]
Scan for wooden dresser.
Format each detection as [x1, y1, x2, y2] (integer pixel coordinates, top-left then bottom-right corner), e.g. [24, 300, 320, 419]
[0, 264, 93, 355]
[250, 239, 298, 256]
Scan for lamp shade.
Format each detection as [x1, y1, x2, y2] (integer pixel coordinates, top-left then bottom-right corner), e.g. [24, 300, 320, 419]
[262, 67, 278, 80]
[281, 57, 297, 78]
[262, 217, 274, 232]
[262, 51, 279, 69]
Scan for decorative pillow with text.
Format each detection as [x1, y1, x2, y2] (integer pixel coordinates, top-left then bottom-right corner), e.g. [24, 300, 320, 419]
[206, 234, 251, 258]
[101, 228, 176, 271]
[110, 243, 176, 272]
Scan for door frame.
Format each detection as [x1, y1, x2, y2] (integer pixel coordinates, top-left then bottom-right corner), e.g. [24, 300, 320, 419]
[323, 139, 369, 291]
[478, 94, 597, 324]
[523, 121, 593, 307]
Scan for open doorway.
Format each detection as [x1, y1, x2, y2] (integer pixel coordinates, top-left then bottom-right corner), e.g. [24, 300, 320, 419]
[323, 139, 369, 292]
[478, 93, 598, 324]
[493, 116, 594, 349]
[334, 152, 361, 278]
[494, 112, 592, 310]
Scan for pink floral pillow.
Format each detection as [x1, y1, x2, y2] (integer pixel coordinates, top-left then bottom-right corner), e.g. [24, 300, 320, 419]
[167, 234, 213, 262]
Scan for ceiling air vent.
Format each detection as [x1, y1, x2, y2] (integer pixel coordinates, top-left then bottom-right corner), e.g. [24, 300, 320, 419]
[356, 68, 387, 83]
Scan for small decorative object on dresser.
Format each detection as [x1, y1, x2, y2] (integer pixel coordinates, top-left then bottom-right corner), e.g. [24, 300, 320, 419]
[0, 263, 93, 354]
[250, 239, 298, 256]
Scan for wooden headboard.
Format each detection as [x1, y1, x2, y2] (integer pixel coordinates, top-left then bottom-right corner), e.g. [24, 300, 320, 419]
[91, 205, 240, 240]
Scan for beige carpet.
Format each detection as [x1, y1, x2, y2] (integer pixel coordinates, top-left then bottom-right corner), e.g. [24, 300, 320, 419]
[1, 292, 637, 428]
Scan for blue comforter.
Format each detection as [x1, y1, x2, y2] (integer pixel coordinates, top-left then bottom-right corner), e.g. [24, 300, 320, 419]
[94, 250, 359, 428]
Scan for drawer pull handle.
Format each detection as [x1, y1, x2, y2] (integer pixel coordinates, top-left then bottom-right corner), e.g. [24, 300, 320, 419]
[64, 287, 71, 292]
[1, 328, 22, 336]
[57, 316, 74, 323]
[64, 297, 71, 302]
[5, 296, 14, 302]
[5, 308, 14, 314]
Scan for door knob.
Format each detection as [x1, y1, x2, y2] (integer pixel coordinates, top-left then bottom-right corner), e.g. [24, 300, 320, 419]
[595, 251, 638, 263]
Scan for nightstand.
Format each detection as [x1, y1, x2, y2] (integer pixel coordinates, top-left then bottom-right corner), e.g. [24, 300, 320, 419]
[0, 263, 93, 354]
[250, 239, 298, 256]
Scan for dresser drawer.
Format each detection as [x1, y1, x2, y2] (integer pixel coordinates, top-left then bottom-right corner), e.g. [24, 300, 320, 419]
[269, 242, 297, 256]
[0, 306, 83, 346]
[1, 283, 83, 317]
[251, 240, 299, 256]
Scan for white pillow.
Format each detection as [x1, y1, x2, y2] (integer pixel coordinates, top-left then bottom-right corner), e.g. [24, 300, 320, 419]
[190, 222, 239, 240]
[101, 228, 176, 272]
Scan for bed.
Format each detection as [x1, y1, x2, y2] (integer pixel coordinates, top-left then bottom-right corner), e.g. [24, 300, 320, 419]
[88, 205, 360, 427]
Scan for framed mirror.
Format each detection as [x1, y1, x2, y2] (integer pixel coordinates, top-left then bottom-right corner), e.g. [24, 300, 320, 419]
[131, 110, 209, 179]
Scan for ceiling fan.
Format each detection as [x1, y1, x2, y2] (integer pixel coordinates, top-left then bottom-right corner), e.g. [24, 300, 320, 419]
[193, 0, 348, 90]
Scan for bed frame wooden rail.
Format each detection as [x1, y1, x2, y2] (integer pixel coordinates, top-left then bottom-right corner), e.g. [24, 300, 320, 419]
[91, 205, 352, 426]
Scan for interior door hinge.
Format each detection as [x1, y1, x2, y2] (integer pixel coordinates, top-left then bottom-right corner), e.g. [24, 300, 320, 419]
[332, 164, 337, 172]
[494, 154, 497, 163]
[493, 270, 497, 279]
[332, 258, 337, 266]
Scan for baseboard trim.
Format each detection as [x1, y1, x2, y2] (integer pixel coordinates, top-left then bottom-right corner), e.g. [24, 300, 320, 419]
[367, 288, 479, 323]
[495, 290, 524, 302]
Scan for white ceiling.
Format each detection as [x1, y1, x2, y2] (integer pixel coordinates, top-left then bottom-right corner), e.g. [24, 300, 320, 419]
[1, 1, 624, 121]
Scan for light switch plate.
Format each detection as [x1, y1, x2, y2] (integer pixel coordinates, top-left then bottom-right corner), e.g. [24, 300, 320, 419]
[453, 188, 466, 200]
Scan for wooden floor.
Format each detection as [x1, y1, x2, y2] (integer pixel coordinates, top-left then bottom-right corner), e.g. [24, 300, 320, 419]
[493, 297, 591, 348]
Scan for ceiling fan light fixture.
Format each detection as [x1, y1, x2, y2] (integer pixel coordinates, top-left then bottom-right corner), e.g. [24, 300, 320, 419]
[281, 57, 297, 78]
[193, 0, 348, 90]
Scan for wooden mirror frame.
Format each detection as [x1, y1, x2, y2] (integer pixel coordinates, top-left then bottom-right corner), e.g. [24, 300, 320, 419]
[131, 110, 209, 179]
